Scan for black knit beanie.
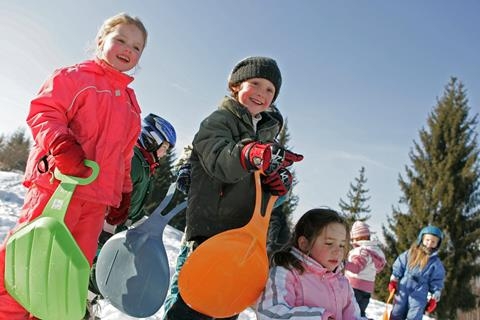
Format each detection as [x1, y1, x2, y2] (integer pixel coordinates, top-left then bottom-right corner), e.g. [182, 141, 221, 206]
[228, 56, 282, 102]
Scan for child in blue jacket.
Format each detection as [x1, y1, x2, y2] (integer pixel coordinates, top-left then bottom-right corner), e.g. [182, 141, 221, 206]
[388, 225, 446, 320]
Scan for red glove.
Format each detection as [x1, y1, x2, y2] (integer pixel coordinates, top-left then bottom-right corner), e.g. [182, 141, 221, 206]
[241, 141, 272, 172]
[261, 168, 292, 196]
[388, 280, 398, 292]
[106, 192, 132, 225]
[426, 298, 437, 313]
[241, 142, 303, 174]
[50, 134, 89, 177]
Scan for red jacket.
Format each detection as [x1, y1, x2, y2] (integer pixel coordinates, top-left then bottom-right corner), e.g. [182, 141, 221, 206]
[24, 59, 141, 207]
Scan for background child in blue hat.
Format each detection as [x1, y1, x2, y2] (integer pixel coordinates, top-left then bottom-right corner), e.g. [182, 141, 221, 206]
[388, 225, 446, 319]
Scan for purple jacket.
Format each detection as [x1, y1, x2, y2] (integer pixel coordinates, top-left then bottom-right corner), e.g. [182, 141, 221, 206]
[256, 248, 361, 319]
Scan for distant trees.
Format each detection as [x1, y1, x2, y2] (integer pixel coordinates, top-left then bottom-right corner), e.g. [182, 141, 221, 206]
[266, 119, 298, 256]
[379, 78, 480, 319]
[0, 128, 30, 172]
[339, 166, 372, 226]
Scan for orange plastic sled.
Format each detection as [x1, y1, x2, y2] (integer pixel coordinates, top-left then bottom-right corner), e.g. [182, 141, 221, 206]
[178, 171, 277, 318]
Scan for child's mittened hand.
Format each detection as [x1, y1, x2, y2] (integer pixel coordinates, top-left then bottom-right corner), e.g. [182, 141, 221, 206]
[388, 280, 398, 292]
[50, 134, 89, 177]
[241, 141, 303, 175]
[268, 143, 303, 173]
[240, 141, 272, 172]
[176, 162, 191, 195]
[106, 192, 132, 225]
[261, 168, 292, 196]
[426, 298, 437, 313]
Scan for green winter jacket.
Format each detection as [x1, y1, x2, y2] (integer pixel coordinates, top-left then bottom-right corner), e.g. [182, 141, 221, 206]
[117, 146, 153, 230]
[185, 96, 282, 242]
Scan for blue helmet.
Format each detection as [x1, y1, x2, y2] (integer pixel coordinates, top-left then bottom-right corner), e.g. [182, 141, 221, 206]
[416, 225, 443, 248]
[138, 113, 176, 153]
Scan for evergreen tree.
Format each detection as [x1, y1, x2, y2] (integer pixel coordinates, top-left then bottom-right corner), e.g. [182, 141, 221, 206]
[339, 166, 372, 226]
[0, 128, 30, 172]
[379, 78, 480, 318]
[266, 119, 298, 256]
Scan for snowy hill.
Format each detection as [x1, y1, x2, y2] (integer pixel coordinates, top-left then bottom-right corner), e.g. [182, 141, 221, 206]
[0, 170, 433, 319]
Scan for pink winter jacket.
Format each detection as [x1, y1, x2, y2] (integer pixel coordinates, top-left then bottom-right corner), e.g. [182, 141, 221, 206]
[23, 59, 141, 207]
[345, 240, 386, 293]
[256, 248, 361, 319]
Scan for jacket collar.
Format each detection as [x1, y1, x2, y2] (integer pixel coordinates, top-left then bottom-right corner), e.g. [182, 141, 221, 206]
[136, 144, 158, 174]
[219, 96, 281, 135]
[220, 96, 252, 125]
[291, 247, 342, 276]
[76, 58, 134, 88]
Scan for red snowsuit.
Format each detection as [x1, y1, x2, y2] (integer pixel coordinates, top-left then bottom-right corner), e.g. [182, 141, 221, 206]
[0, 59, 141, 319]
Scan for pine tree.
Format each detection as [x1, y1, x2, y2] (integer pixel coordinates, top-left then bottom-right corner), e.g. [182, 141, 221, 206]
[379, 78, 480, 318]
[338, 166, 372, 226]
[266, 118, 298, 256]
[0, 128, 30, 172]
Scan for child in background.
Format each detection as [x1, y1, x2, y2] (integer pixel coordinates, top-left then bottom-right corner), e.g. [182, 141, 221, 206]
[0, 12, 147, 318]
[345, 220, 386, 319]
[106, 114, 177, 230]
[88, 114, 176, 301]
[165, 56, 303, 320]
[256, 208, 361, 320]
[388, 225, 445, 320]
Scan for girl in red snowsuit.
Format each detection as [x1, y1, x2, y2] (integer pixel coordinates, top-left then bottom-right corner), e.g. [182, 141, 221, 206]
[0, 12, 148, 319]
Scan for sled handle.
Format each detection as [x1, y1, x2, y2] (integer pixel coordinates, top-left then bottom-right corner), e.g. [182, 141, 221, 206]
[43, 159, 99, 221]
[54, 159, 99, 185]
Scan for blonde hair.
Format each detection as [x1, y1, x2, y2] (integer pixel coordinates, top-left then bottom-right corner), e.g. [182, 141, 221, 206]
[407, 242, 430, 270]
[95, 13, 148, 57]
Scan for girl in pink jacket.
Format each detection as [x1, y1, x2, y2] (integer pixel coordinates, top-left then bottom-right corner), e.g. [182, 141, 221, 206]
[345, 221, 386, 318]
[256, 208, 361, 320]
[0, 13, 147, 319]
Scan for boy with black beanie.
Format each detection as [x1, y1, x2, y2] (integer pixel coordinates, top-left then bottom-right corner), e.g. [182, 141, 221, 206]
[164, 56, 303, 320]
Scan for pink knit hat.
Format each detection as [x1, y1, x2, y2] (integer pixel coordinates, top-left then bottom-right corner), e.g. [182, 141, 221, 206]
[350, 221, 371, 239]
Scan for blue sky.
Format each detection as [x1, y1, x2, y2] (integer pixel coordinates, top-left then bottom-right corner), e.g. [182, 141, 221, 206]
[1, 1, 479, 238]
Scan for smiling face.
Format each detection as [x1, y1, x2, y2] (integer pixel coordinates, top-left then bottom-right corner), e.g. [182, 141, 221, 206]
[98, 23, 145, 72]
[299, 222, 347, 271]
[232, 78, 276, 116]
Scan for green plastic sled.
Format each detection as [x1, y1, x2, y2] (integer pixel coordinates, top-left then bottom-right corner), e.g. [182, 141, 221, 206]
[5, 160, 99, 320]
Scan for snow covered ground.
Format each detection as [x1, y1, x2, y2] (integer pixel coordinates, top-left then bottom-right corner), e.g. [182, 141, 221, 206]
[0, 170, 434, 319]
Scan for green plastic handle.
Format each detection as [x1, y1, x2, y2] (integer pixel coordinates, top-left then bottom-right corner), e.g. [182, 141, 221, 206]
[54, 159, 100, 185]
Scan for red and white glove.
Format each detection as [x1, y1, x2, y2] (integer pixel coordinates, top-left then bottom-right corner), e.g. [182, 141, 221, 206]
[106, 192, 132, 225]
[50, 134, 90, 177]
[241, 141, 303, 174]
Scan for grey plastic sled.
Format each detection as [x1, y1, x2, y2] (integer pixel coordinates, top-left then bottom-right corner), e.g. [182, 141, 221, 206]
[95, 183, 187, 317]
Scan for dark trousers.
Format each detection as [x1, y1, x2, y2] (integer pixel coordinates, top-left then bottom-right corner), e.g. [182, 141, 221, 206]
[165, 293, 239, 320]
[353, 288, 371, 317]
